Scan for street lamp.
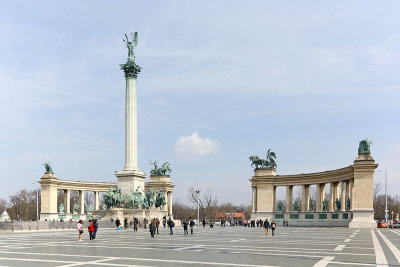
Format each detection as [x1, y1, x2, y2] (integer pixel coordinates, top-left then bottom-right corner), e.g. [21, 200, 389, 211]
[378, 170, 388, 223]
[195, 183, 200, 225]
[33, 182, 39, 221]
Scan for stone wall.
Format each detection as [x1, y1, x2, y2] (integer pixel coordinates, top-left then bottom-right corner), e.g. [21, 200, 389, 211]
[0, 221, 116, 232]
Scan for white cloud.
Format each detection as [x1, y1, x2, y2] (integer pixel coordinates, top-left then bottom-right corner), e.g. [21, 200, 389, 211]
[173, 132, 220, 159]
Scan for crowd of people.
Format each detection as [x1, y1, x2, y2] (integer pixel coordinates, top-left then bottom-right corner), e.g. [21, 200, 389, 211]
[76, 216, 279, 240]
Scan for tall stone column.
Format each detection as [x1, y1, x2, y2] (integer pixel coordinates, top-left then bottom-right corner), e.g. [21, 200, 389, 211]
[302, 185, 309, 212]
[94, 191, 99, 211]
[272, 186, 276, 212]
[64, 189, 70, 214]
[79, 190, 85, 214]
[116, 40, 146, 196]
[345, 180, 351, 209]
[341, 181, 346, 211]
[286, 185, 293, 212]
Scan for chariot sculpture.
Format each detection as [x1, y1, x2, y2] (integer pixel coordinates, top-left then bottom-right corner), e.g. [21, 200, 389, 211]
[249, 149, 277, 169]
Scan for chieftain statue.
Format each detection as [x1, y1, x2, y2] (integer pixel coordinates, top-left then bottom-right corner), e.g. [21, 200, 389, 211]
[150, 161, 172, 176]
[42, 162, 54, 174]
[335, 198, 341, 211]
[104, 187, 125, 209]
[358, 138, 372, 154]
[346, 197, 351, 211]
[58, 203, 64, 213]
[322, 199, 328, 212]
[293, 201, 299, 212]
[309, 200, 314, 211]
[277, 201, 283, 212]
[73, 203, 79, 214]
[249, 149, 277, 169]
[155, 189, 167, 209]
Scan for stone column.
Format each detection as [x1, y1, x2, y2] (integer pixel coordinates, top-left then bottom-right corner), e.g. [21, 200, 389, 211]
[330, 182, 337, 211]
[169, 191, 173, 215]
[316, 184, 321, 212]
[341, 181, 346, 211]
[302, 185, 310, 212]
[79, 190, 85, 214]
[350, 179, 354, 211]
[251, 187, 256, 212]
[286, 185, 293, 212]
[39, 173, 58, 220]
[316, 183, 326, 212]
[94, 191, 99, 211]
[272, 186, 276, 212]
[64, 189, 70, 214]
[345, 180, 351, 209]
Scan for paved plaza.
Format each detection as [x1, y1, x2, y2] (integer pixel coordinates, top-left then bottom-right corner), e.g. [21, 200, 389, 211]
[0, 226, 399, 266]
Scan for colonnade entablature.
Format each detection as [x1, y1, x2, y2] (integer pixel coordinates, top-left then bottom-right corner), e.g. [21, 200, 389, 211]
[250, 145, 378, 228]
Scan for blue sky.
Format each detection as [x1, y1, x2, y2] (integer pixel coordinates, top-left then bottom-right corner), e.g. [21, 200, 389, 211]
[1, 1, 399, 205]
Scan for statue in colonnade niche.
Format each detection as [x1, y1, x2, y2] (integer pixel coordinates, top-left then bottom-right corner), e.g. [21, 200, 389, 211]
[346, 197, 351, 211]
[102, 204, 107, 210]
[155, 189, 167, 209]
[73, 203, 79, 214]
[86, 205, 94, 213]
[322, 199, 328, 212]
[249, 149, 277, 169]
[58, 203, 64, 213]
[293, 201, 299, 212]
[42, 162, 54, 174]
[277, 201, 283, 212]
[150, 160, 172, 175]
[309, 200, 314, 211]
[358, 138, 372, 154]
[335, 198, 341, 211]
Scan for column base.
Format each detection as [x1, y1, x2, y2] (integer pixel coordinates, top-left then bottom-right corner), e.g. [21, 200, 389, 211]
[251, 212, 274, 220]
[349, 209, 376, 228]
[115, 170, 146, 195]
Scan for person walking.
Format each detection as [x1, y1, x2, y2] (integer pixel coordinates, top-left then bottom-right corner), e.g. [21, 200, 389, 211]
[163, 216, 166, 228]
[189, 218, 195, 234]
[167, 217, 175, 235]
[133, 218, 138, 232]
[202, 219, 206, 228]
[77, 220, 83, 241]
[263, 219, 270, 236]
[156, 218, 160, 234]
[92, 219, 98, 240]
[124, 218, 128, 229]
[271, 220, 276, 236]
[183, 221, 188, 235]
[115, 218, 121, 229]
[143, 218, 148, 229]
[149, 219, 155, 238]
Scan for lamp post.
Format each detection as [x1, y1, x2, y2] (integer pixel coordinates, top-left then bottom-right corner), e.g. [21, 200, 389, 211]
[33, 182, 39, 221]
[195, 183, 200, 225]
[379, 170, 388, 223]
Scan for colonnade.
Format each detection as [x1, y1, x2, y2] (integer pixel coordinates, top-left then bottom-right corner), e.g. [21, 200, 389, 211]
[250, 151, 378, 228]
[251, 179, 353, 213]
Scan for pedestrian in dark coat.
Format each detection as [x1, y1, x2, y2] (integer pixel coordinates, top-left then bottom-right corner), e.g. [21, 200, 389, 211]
[189, 219, 195, 234]
[183, 221, 188, 235]
[271, 220, 276, 236]
[263, 219, 270, 236]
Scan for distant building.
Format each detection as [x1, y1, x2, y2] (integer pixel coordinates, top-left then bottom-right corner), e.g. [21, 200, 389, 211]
[0, 210, 11, 222]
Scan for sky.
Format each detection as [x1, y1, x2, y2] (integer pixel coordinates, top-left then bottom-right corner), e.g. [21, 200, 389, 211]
[0, 1, 399, 206]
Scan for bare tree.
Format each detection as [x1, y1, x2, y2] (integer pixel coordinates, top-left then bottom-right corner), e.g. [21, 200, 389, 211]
[188, 186, 218, 220]
[84, 191, 94, 212]
[8, 189, 39, 221]
[294, 187, 302, 211]
[374, 182, 383, 200]
[0, 198, 8, 213]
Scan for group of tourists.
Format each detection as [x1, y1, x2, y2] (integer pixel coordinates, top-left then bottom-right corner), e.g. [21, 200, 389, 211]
[76, 219, 98, 241]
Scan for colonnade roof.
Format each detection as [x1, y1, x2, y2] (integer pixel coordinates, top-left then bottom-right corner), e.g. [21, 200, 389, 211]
[252, 165, 355, 186]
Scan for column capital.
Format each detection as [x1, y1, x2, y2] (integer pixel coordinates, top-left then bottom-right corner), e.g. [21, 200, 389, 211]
[120, 62, 141, 79]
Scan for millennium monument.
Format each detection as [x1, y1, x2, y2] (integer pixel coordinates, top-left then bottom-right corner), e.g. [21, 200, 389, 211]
[39, 32, 175, 221]
[249, 139, 377, 228]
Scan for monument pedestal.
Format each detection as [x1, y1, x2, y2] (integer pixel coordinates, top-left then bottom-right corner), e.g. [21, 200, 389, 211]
[115, 170, 146, 195]
[349, 209, 376, 228]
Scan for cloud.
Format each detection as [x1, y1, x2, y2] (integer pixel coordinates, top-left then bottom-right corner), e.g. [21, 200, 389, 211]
[173, 132, 220, 159]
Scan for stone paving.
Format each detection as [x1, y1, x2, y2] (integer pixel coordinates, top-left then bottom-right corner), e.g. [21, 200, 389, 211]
[0, 225, 400, 266]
